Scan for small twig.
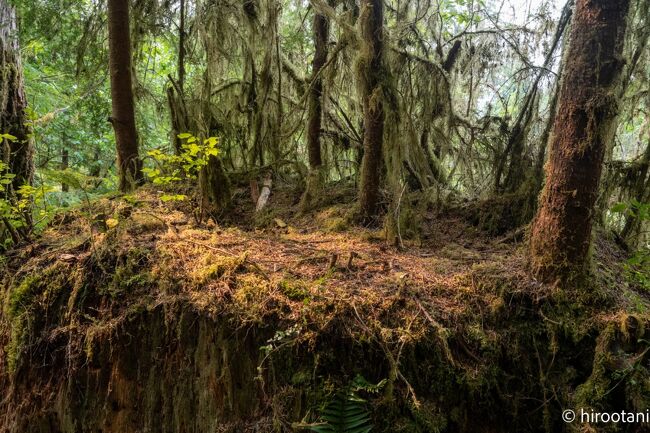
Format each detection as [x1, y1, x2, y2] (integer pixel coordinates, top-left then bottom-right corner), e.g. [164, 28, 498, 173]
[539, 309, 562, 326]
[295, 254, 331, 265]
[496, 226, 526, 245]
[180, 239, 235, 256]
[346, 251, 358, 269]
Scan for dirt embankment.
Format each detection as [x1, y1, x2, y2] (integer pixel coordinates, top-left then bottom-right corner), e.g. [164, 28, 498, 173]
[1, 189, 649, 433]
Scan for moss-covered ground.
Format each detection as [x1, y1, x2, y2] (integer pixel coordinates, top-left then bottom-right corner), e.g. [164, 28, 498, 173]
[0, 184, 649, 432]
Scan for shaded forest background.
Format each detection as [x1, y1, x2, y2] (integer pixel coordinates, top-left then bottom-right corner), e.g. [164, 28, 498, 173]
[1, 0, 646, 272]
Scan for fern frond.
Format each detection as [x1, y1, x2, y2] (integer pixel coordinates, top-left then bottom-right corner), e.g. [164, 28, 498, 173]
[307, 388, 373, 433]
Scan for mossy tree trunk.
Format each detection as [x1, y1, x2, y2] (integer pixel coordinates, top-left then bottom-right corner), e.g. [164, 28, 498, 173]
[199, 156, 231, 215]
[0, 0, 34, 241]
[621, 137, 650, 247]
[530, 0, 631, 282]
[178, 0, 186, 94]
[357, 0, 385, 222]
[300, 9, 329, 211]
[166, 0, 189, 156]
[108, 0, 143, 193]
[61, 147, 69, 192]
[0, 0, 34, 198]
[167, 83, 188, 156]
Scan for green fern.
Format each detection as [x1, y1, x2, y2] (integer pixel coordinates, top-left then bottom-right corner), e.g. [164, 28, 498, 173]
[304, 375, 384, 433]
[307, 389, 372, 433]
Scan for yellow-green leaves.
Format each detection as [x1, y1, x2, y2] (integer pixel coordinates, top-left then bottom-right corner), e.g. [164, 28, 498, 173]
[0, 133, 17, 142]
[142, 133, 221, 202]
[160, 194, 188, 202]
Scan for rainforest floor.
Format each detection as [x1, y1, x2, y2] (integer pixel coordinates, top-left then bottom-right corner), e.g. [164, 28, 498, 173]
[1, 182, 649, 433]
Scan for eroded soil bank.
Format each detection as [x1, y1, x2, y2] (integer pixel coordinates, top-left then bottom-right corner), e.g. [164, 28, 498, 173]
[1, 190, 649, 433]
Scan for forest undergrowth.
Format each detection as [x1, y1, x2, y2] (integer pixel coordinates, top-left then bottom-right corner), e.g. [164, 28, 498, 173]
[1, 182, 649, 433]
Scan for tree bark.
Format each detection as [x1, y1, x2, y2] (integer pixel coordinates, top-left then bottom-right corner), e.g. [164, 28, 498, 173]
[357, 0, 385, 222]
[107, 0, 142, 192]
[199, 155, 231, 214]
[0, 0, 33, 198]
[301, 8, 329, 211]
[621, 137, 650, 247]
[61, 147, 69, 192]
[167, 77, 188, 155]
[530, 0, 631, 282]
[307, 11, 329, 170]
[178, 0, 186, 94]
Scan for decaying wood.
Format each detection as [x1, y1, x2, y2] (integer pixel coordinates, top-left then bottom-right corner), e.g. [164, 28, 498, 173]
[255, 175, 273, 212]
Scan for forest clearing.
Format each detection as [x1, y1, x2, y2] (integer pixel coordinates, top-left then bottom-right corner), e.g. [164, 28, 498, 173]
[0, 0, 649, 432]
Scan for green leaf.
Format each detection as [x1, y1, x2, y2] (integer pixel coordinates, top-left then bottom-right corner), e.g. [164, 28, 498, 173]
[160, 194, 187, 202]
[186, 143, 200, 156]
[0, 133, 17, 141]
[306, 385, 374, 433]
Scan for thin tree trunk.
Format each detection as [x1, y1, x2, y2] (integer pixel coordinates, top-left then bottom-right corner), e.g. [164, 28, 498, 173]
[530, 0, 631, 282]
[61, 147, 69, 192]
[178, 0, 186, 94]
[595, 7, 650, 225]
[107, 0, 142, 192]
[357, 0, 385, 222]
[168, 0, 187, 155]
[499, 0, 573, 194]
[90, 147, 101, 177]
[167, 75, 189, 155]
[274, 5, 282, 163]
[301, 8, 329, 211]
[0, 0, 33, 198]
